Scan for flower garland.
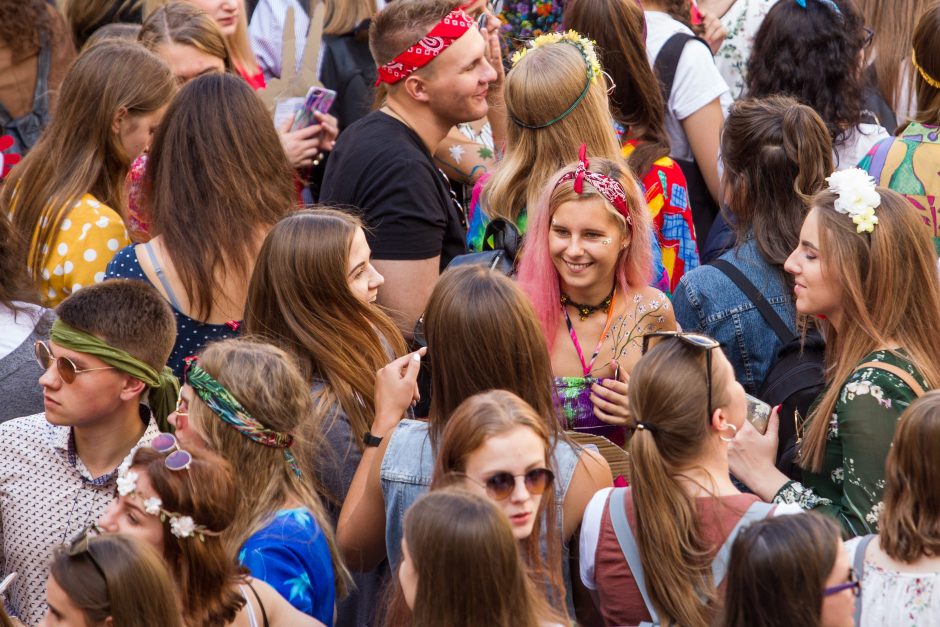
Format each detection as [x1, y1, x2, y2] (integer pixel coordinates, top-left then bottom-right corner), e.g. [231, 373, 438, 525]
[510, 30, 602, 83]
[117, 463, 219, 541]
[826, 168, 880, 233]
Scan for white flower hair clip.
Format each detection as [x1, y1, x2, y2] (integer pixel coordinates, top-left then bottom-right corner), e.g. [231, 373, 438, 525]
[116, 465, 219, 541]
[826, 168, 881, 234]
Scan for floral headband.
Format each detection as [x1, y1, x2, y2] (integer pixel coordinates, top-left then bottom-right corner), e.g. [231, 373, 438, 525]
[509, 30, 601, 129]
[826, 168, 880, 233]
[184, 357, 303, 478]
[116, 457, 220, 542]
[554, 143, 633, 229]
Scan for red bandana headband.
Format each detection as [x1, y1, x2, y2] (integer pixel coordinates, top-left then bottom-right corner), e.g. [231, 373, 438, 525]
[555, 144, 633, 228]
[375, 9, 475, 86]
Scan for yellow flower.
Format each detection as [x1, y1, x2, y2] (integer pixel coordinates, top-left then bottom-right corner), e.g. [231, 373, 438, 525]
[510, 30, 601, 82]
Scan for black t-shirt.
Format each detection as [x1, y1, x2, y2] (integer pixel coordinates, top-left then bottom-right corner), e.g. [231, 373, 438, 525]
[320, 111, 468, 269]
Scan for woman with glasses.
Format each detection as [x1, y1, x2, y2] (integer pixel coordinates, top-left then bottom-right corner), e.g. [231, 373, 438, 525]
[41, 534, 182, 627]
[392, 488, 567, 627]
[98, 444, 324, 626]
[430, 390, 565, 609]
[719, 512, 858, 627]
[517, 152, 676, 446]
[578, 332, 802, 626]
[167, 338, 348, 624]
[841, 391, 940, 625]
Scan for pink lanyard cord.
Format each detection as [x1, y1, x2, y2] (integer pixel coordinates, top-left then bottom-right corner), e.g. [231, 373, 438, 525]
[562, 290, 617, 377]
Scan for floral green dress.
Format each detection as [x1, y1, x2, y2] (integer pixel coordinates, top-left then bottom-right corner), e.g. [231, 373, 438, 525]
[773, 350, 928, 537]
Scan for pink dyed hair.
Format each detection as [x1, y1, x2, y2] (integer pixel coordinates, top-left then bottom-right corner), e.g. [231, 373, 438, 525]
[517, 158, 652, 352]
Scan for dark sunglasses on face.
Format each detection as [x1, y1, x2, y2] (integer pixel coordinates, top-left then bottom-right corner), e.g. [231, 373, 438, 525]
[34, 340, 116, 383]
[466, 467, 555, 501]
[823, 567, 861, 597]
[641, 332, 720, 420]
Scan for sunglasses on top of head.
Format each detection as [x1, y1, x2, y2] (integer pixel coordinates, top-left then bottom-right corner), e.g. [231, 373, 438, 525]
[641, 332, 720, 420]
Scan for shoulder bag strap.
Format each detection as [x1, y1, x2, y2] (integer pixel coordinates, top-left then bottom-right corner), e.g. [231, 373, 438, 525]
[653, 32, 709, 104]
[855, 361, 927, 398]
[711, 500, 775, 587]
[852, 534, 876, 626]
[246, 580, 271, 627]
[710, 259, 794, 343]
[608, 488, 661, 625]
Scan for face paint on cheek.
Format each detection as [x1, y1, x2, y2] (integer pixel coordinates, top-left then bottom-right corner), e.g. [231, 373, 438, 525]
[602, 239, 611, 245]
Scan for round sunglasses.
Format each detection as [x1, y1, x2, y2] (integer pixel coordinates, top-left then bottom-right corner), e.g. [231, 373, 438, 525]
[466, 468, 555, 501]
[151, 432, 193, 472]
[34, 340, 115, 383]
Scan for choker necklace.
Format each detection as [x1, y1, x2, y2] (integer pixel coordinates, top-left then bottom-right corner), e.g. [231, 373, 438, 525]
[560, 288, 615, 321]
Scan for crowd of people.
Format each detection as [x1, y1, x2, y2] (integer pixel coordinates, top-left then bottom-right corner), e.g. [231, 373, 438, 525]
[1, 0, 940, 625]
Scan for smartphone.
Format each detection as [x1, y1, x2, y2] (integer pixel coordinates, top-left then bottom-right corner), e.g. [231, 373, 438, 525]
[744, 393, 771, 435]
[291, 86, 337, 131]
[0, 572, 15, 595]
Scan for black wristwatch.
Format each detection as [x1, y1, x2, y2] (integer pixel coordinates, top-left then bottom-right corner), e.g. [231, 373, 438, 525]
[363, 432, 383, 448]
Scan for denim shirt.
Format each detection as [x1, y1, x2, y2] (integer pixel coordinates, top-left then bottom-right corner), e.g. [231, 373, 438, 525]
[380, 419, 586, 593]
[673, 237, 797, 395]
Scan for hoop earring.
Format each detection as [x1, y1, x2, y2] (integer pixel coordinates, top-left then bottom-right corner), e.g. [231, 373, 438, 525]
[719, 423, 737, 443]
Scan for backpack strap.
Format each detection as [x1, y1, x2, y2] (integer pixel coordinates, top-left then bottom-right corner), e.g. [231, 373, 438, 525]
[854, 361, 927, 398]
[710, 259, 794, 343]
[852, 534, 876, 626]
[608, 488, 661, 625]
[653, 32, 711, 104]
[711, 500, 775, 587]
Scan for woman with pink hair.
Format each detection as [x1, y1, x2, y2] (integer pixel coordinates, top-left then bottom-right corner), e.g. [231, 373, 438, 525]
[518, 147, 676, 445]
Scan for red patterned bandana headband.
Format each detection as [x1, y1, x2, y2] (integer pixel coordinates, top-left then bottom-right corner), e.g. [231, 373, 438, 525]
[555, 144, 633, 229]
[375, 9, 475, 86]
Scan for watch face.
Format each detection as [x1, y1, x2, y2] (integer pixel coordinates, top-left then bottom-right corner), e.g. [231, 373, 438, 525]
[364, 432, 383, 447]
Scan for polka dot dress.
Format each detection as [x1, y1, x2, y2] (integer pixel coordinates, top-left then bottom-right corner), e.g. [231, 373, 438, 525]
[105, 246, 239, 378]
[35, 194, 129, 307]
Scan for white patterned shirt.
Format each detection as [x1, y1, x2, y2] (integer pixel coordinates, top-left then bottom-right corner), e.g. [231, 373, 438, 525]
[0, 410, 158, 625]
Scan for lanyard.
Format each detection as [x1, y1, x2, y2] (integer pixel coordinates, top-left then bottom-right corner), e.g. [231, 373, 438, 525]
[562, 290, 616, 377]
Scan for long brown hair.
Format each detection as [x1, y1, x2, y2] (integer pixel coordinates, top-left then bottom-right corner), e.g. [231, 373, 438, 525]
[2, 40, 175, 282]
[431, 391, 565, 609]
[400, 488, 562, 627]
[49, 534, 183, 627]
[0, 211, 38, 312]
[879, 391, 940, 562]
[144, 72, 295, 320]
[244, 209, 408, 457]
[718, 513, 841, 627]
[563, 0, 671, 176]
[911, 3, 940, 126]
[482, 37, 623, 224]
[799, 188, 940, 472]
[130, 447, 246, 627]
[139, 1, 234, 74]
[190, 338, 350, 597]
[626, 337, 734, 626]
[722, 96, 833, 282]
[855, 0, 934, 118]
[423, 266, 561, 447]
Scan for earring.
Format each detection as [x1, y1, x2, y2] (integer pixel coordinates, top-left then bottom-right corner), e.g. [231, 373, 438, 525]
[602, 238, 612, 246]
[719, 423, 738, 443]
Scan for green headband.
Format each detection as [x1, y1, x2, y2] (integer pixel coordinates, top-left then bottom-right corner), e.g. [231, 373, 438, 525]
[50, 320, 179, 431]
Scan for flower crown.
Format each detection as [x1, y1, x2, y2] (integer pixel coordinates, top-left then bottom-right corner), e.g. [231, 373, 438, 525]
[117, 463, 220, 541]
[510, 30, 602, 82]
[826, 168, 881, 233]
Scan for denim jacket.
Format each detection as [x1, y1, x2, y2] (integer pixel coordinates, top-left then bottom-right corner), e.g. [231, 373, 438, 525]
[673, 236, 797, 395]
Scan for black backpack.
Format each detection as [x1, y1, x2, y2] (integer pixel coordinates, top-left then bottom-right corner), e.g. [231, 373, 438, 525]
[710, 260, 825, 479]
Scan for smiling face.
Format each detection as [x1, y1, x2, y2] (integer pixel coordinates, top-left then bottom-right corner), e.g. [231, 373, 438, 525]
[784, 208, 844, 327]
[97, 469, 166, 554]
[461, 426, 548, 540]
[347, 227, 384, 305]
[549, 196, 628, 296]
[156, 41, 225, 84]
[186, 0, 240, 37]
[417, 26, 497, 125]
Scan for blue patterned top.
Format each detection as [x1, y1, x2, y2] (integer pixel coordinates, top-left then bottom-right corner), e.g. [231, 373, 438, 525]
[238, 508, 336, 624]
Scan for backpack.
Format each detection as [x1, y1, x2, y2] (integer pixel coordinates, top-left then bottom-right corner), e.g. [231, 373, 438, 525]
[710, 260, 826, 478]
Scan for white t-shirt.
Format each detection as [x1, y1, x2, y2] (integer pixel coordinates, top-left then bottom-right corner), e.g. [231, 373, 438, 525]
[0, 302, 44, 360]
[644, 11, 733, 162]
[579, 487, 804, 590]
[835, 123, 890, 171]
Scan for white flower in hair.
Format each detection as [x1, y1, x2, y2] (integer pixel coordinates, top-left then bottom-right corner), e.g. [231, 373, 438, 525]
[143, 497, 163, 516]
[116, 470, 138, 496]
[826, 168, 881, 233]
[170, 516, 196, 538]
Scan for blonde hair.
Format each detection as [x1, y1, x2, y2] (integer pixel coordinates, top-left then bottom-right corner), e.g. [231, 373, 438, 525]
[324, 0, 375, 35]
[800, 188, 940, 472]
[189, 338, 350, 597]
[482, 39, 623, 224]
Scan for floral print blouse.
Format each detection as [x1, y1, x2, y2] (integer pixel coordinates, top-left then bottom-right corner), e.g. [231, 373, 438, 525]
[773, 350, 928, 537]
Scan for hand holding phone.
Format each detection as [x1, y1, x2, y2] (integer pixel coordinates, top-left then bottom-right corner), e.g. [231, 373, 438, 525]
[291, 86, 337, 132]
